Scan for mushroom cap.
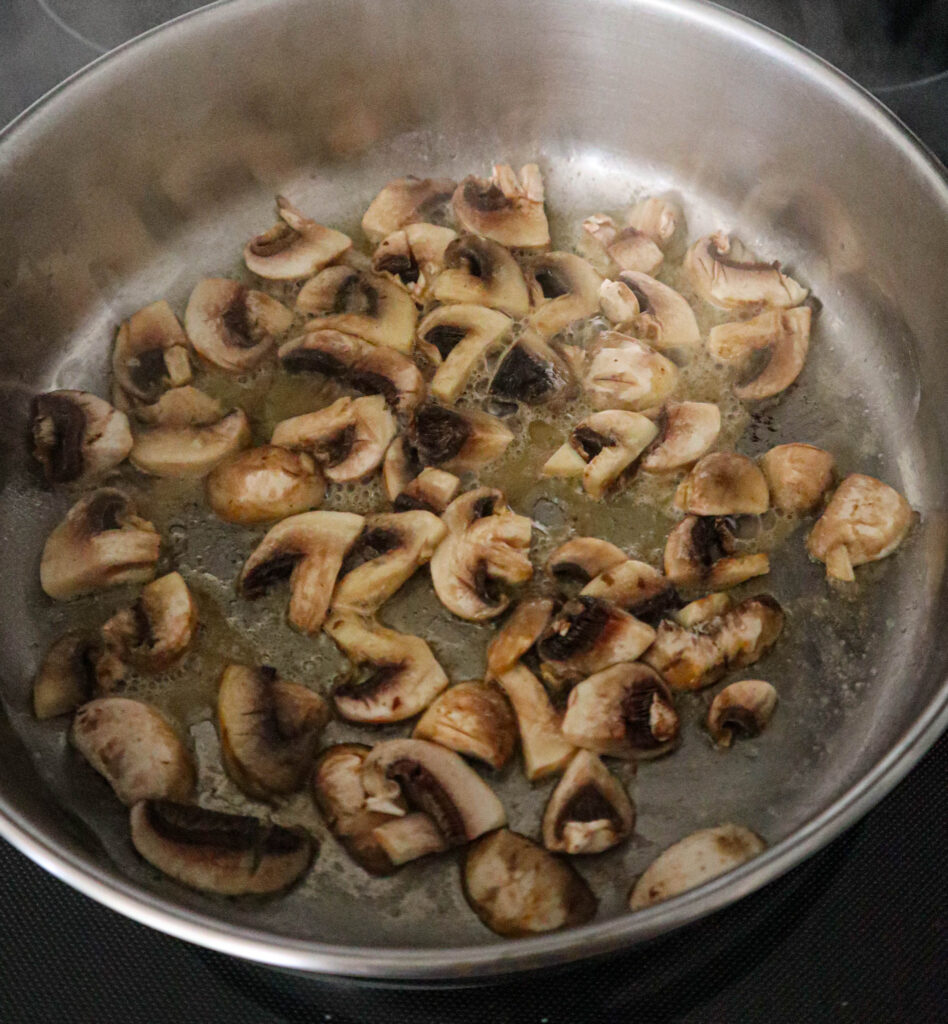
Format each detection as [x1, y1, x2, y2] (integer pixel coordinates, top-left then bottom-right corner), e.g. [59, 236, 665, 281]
[663, 515, 770, 590]
[431, 234, 531, 318]
[708, 307, 811, 400]
[641, 402, 722, 474]
[33, 632, 103, 719]
[31, 390, 132, 485]
[674, 452, 770, 516]
[243, 195, 351, 280]
[413, 680, 518, 770]
[205, 445, 325, 524]
[580, 560, 678, 621]
[130, 408, 251, 479]
[489, 328, 576, 407]
[707, 679, 778, 747]
[495, 664, 576, 781]
[418, 304, 513, 405]
[486, 596, 555, 680]
[759, 443, 835, 515]
[113, 300, 192, 405]
[372, 222, 458, 300]
[361, 175, 457, 245]
[613, 272, 702, 352]
[71, 697, 195, 805]
[629, 824, 765, 909]
[452, 164, 550, 250]
[546, 537, 627, 586]
[525, 252, 603, 338]
[411, 404, 513, 474]
[40, 489, 161, 600]
[582, 333, 679, 413]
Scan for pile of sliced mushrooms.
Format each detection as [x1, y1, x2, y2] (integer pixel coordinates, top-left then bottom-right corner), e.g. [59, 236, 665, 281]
[29, 163, 913, 938]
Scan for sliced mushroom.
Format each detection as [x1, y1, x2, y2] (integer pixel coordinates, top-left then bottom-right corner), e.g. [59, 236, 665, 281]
[430, 488, 533, 621]
[31, 390, 132, 485]
[489, 328, 576, 406]
[130, 407, 251, 479]
[643, 594, 784, 691]
[244, 195, 351, 280]
[361, 175, 457, 244]
[537, 597, 656, 688]
[185, 278, 293, 373]
[361, 738, 507, 845]
[708, 307, 811, 400]
[271, 394, 396, 483]
[325, 612, 449, 723]
[759, 443, 835, 516]
[382, 434, 423, 501]
[629, 824, 766, 909]
[542, 750, 635, 854]
[332, 510, 447, 614]
[394, 467, 462, 514]
[113, 300, 192, 407]
[542, 410, 659, 500]
[413, 681, 518, 769]
[486, 597, 555, 679]
[525, 252, 603, 337]
[452, 163, 549, 250]
[130, 799, 313, 895]
[546, 537, 627, 587]
[205, 445, 325, 524]
[580, 560, 678, 622]
[463, 829, 597, 937]
[71, 697, 195, 804]
[40, 489, 160, 600]
[663, 515, 770, 589]
[33, 633, 105, 719]
[601, 272, 701, 354]
[806, 473, 912, 582]
[561, 662, 680, 760]
[135, 385, 224, 427]
[583, 332, 679, 412]
[237, 510, 364, 633]
[626, 197, 681, 249]
[674, 452, 770, 516]
[684, 233, 808, 311]
[218, 664, 329, 798]
[495, 665, 576, 780]
[641, 402, 722, 474]
[278, 329, 425, 415]
[674, 592, 732, 628]
[371, 813, 448, 866]
[411, 403, 513, 474]
[582, 214, 664, 275]
[372, 222, 457, 300]
[707, 679, 778, 747]
[431, 234, 531, 318]
[296, 266, 417, 354]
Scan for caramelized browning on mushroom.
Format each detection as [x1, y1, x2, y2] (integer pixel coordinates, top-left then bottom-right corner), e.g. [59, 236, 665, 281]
[664, 515, 770, 590]
[453, 164, 550, 250]
[413, 681, 518, 770]
[31, 391, 132, 485]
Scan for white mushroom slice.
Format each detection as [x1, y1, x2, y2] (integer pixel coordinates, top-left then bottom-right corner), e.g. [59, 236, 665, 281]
[325, 612, 449, 723]
[643, 594, 784, 691]
[759, 443, 835, 516]
[100, 572, 197, 672]
[394, 467, 462, 515]
[362, 738, 507, 845]
[411, 404, 513, 473]
[218, 664, 329, 798]
[296, 266, 417, 354]
[486, 597, 555, 679]
[806, 473, 912, 582]
[271, 395, 396, 482]
[418, 304, 513, 405]
[361, 175, 457, 244]
[561, 662, 680, 760]
[130, 408, 251, 479]
[185, 278, 292, 373]
[674, 592, 732, 628]
[525, 252, 603, 338]
[430, 488, 533, 621]
[332, 510, 446, 614]
[31, 390, 132, 485]
[71, 697, 195, 804]
[629, 824, 766, 909]
[496, 665, 576, 780]
[463, 829, 597, 937]
[583, 333, 679, 412]
[431, 234, 531, 318]
[580, 560, 677, 620]
[707, 679, 778, 747]
[546, 537, 627, 587]
[542, 751, 635, 855]
[489, 328, 576, 406]
[382, 435, 421, 501]
[371, 813, 448, 866]
[626, 197, 681, 249]
[40, 489, 160, 600]
[708, 307, 811, 400]
[603, 272, 702, 354]
[130, 800, 313, 895]
[135, 385, 224, 427]
[33, 633, 104, 719]
[641, 402, 722, 474]
[206, 446, 325, 524]
[664, 515, 770, 590]
[238, 510, 363, 634]
[413, 681, 518, 769]
[582, 214, 664, 275]
[684, 232, 808, 310]
[113, 300, 192, 406]
[674, 452, 770, 516]
[452, 163, 550, 250]
[372, 223, 457, 299]
[244, 195, 351, 280]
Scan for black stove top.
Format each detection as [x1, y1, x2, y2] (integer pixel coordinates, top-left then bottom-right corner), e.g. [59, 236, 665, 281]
[1, 2, 946, 1021]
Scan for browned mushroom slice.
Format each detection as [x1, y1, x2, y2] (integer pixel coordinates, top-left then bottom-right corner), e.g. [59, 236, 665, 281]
[561, 662, 680, 760]
[674, 452, 770, 516]
[40, 489, 161, 600]
[431, 234, 531, 318]
[580, 560, 678, 622]
[759, 443, 834, 516]
[626, 197, 681, 248]
[486, 597, 555, 679]
[708, 307, 811, 400]
[664, 515, 770, 590]
[463, 829, 597, 937]
[71, 697, 196, 804]
[31, 391, 132, 485]
[495, 665, 576, 780]
[297, 266, 417, 354]
[130, 408, 251, 479]
[489, 328, 576, 406]
[411, 403, 513, 474]
[332, 510, 447, 614]
[238, 510, 364, 634]
[641, 402, 722, 475]
[643, 594, 784, 691]
[807, 473, 912, 582]
[185, 278, 292, 373]
[600, 273, 701, 354]
[33, 633, 105, 719]
[582, 214, 664, 275]
[525, 252, 603, 338]
[684, 233, 808, 310]
[218, 664, 329, 798]
[452, 163, 550, 250]
[542, 750, 635, 854]
[418, 304, 513, 405]
[394, 467, 462, 514]
[546, 537, 627, 587]
[130, 800, 314, 895]
[629, 824, 765, 909]
[382, 434, 423, 500]
[583, 332, 679, 412]
[372, 223, 457, 300]
[674, 592, 732, 628]
[205, 445, 325, 524]
[707, 679, 778, 747]
[361, 175, 457, 244]
[113, 300, 192, 407]
[244, 195, 351, 280]
[134, 385, 225, 428]
[325, 612, 449, 723]
[413, 681, 518, 769]
[368, 813, 447, 866]
[271, 395, 396, 483]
